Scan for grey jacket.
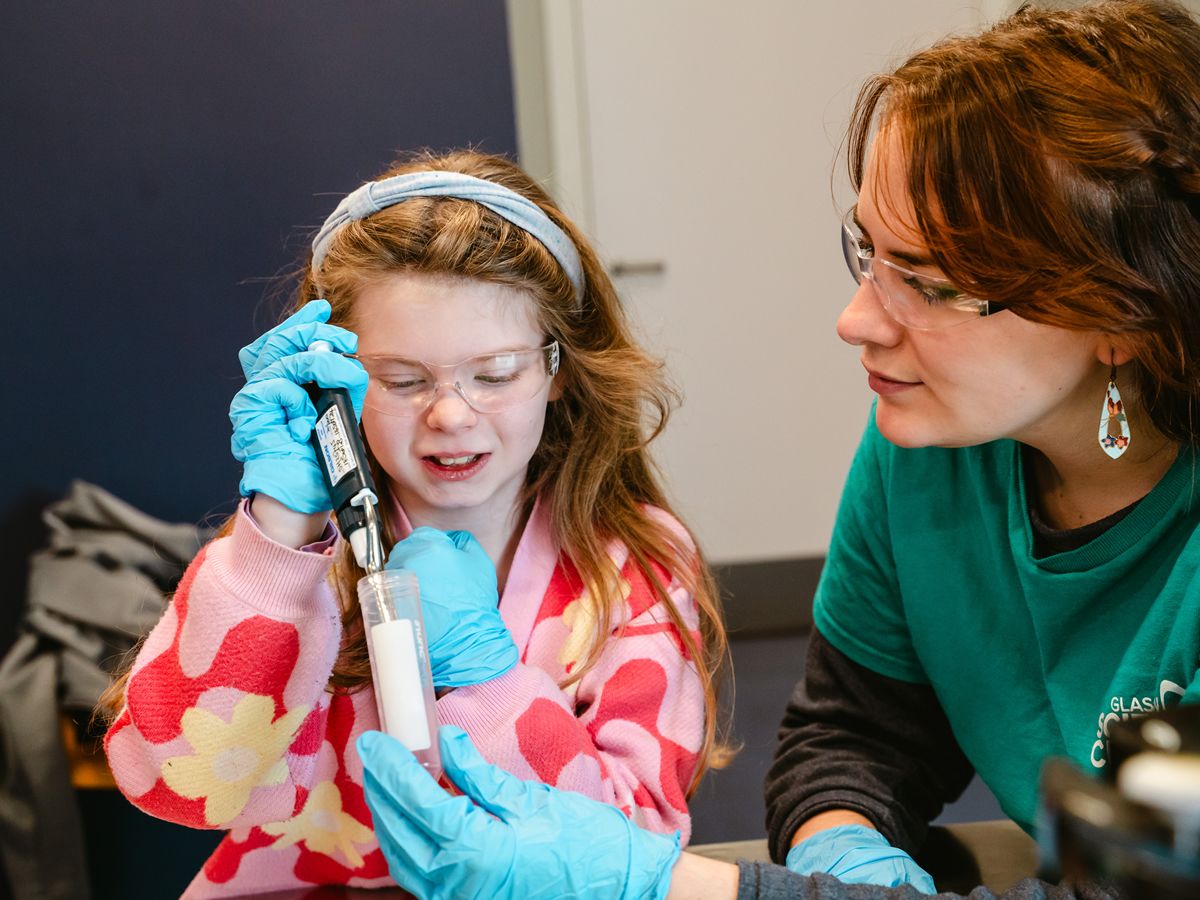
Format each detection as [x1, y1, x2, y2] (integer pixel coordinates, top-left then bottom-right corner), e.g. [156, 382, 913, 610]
[0, 482, 207, 900]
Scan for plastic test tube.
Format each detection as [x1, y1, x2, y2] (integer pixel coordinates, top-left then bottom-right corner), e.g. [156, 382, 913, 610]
[357, 567, 442, 776]
[304, 340, 441, 774]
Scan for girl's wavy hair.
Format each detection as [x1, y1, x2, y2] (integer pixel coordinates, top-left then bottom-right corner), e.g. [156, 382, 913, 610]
[849, 0, 1200, 442]
[144, 149, 730, 788]
[101, 150, 733, 788]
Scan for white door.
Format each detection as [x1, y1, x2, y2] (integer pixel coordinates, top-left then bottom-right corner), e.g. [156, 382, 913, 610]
[510, 1, 1011, 563]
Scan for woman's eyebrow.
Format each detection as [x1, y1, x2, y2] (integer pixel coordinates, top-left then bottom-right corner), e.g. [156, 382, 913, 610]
[890, 247, 934, 268]
[853, 209, 936, 268]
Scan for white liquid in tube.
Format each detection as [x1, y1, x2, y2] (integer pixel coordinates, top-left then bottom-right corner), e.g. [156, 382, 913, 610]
[370, 620, 432, 751]
[357, 569, 441, 775]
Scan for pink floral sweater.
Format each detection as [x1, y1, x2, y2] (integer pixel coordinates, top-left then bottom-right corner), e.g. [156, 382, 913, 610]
[104, 498, 705, 897]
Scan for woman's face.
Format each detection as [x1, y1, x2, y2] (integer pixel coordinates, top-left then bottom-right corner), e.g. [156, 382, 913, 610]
[836, 125, 1111, 451]
[354, 272, 556, 532]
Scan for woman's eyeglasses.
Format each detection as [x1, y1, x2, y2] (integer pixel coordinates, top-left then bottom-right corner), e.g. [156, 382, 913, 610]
[841, 208, 1007, 330]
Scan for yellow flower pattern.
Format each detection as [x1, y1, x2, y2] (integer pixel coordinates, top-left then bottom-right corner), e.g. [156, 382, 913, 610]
[262, 780, 375, 868]
[558, 576, 631, 675]
[162, 694, 309, 827]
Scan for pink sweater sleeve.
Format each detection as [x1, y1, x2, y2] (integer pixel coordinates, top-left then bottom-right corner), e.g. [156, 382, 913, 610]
[104, 504, 343, 831]
[436, 547, 705, 845]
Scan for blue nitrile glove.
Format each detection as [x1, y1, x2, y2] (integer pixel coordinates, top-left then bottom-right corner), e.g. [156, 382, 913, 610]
[785, 824, 937, 894]
[237, 299, 358, 380]
[385, 528, 518, 688]
[358, 726, 681, 900]
[230, 302, 367, 514]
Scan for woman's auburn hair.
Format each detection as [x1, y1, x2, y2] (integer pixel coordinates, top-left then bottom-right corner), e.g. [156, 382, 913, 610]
[848, 0, 1200, 443]
[301, 150, 731, 787]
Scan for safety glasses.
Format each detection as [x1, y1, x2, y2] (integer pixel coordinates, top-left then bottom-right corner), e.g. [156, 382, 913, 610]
[352, 342, 560, 417]
[841, 208, 1007, 329]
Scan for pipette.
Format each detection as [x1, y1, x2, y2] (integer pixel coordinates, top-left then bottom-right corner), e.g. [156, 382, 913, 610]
[305, 340, 441, 775]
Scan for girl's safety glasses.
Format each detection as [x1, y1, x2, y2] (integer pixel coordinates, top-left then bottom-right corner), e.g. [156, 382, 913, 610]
[352, 342, 560, 417]
[841, 208, 1007, 330]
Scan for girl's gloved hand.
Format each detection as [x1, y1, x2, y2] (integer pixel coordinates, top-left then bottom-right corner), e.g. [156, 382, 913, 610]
[358, 726, 680, 900]
[785, 824, 937, 894]
[385, 528, 518, 688]
[237, 299, 357, 380]
[230, 300, 367, 514]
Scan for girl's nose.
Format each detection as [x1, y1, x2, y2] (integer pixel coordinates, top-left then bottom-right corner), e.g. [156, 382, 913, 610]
[836, 279, 904, 348]
[423, 383, 478, 431]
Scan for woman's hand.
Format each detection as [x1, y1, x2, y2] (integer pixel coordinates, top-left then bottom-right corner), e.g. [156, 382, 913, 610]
[230, 300, 367, 520]
[786, 823, 936, 893]
[358, 726, 681, 900]
[385, 528, 518, 688]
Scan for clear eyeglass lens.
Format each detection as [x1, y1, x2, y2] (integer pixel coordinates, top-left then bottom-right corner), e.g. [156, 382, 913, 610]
[840, 213, 979, 330]
[361, 344, 557, 417]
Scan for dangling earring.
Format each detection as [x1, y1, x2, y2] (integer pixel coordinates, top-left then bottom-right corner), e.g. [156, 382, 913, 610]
[1098, 363, 1131, 460]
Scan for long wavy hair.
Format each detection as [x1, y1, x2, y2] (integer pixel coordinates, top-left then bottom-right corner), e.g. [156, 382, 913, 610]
[102, 150, 731, 789]
[848, 0, 1200, 442]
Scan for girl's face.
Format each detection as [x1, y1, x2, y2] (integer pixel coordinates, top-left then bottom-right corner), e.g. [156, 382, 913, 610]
[836, 125, 1111, 451]
[354, 272, 556, 532]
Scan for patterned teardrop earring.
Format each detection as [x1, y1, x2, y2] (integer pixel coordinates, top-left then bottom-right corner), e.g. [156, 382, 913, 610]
[1098, 363, 1131, 459]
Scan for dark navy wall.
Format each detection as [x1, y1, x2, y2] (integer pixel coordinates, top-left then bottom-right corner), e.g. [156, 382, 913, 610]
[2, 1, 518, 654]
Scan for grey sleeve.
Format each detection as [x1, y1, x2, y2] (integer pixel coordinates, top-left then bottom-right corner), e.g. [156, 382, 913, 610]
[764, 629, 976, 861]
[735, 863, 1114, 900]
[736, 863, 932, 899]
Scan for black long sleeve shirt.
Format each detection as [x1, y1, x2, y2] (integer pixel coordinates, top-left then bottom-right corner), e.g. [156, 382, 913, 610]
[764, 628, 976, 862]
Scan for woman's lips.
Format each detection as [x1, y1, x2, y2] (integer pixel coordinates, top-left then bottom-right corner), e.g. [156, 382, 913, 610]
[866, 369, 922, 396]
[421, 453, 490, 481]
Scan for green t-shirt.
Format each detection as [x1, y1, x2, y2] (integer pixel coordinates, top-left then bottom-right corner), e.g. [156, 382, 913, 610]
[814, 412, 1200, 832]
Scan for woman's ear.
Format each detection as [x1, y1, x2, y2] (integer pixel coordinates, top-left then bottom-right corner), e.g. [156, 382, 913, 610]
[1095, 336, 1135, 368]
[547, 350, 568, 402]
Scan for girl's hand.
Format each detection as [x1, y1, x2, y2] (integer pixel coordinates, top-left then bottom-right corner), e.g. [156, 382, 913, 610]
[230, 301, 368, 516]
[238, 299, 358, 380]
[385, 528, 519, 688]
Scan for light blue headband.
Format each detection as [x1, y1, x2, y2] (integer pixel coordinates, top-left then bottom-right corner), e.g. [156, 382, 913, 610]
[310, 170, 585, 301]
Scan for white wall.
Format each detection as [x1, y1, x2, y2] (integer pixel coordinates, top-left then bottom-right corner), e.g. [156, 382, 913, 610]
[506, 0, 1196, 564]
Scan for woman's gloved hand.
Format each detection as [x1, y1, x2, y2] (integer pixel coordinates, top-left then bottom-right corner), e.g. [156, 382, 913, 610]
[785, 824, 937, 894]
[230, 300, 367, 514]
[385, 528, 518, 688]
[358, 726, 680, 900]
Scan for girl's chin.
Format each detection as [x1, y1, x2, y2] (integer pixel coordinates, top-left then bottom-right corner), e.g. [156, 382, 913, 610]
[390, 479, 497, 516]
[386, 464, 529, 518]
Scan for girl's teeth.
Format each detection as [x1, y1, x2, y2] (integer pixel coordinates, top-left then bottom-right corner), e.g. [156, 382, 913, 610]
[434, 455, 478, 466]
